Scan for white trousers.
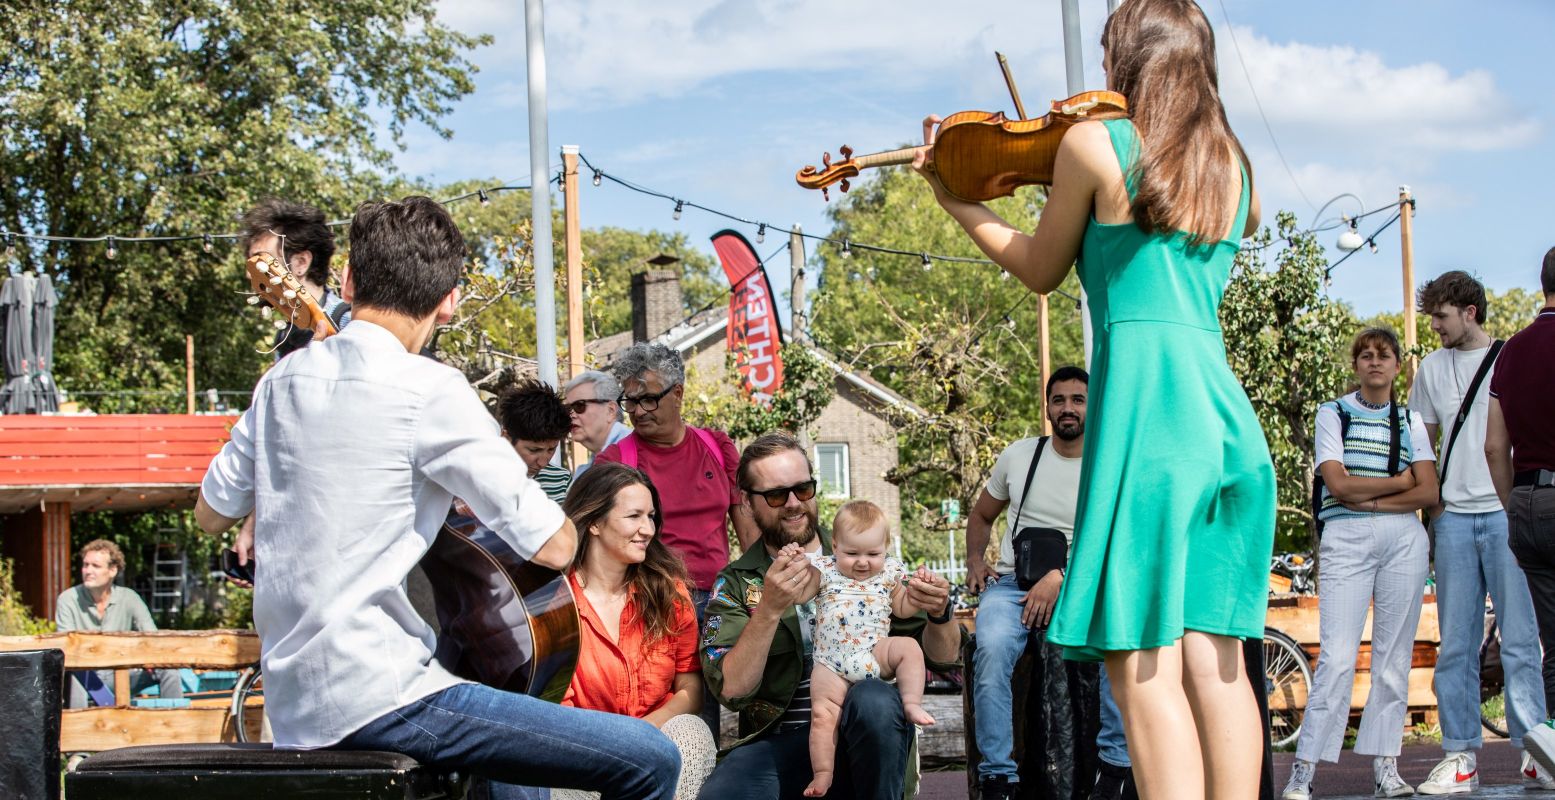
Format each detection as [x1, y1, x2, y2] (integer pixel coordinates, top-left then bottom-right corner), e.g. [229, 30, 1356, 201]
[1295, 513, 1429, 763]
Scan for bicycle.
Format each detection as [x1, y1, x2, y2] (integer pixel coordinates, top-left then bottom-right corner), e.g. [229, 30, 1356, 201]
[230, 664, 268, 743]
[1479, 606, 1508, 738]
[1264, 553, 1317, 748]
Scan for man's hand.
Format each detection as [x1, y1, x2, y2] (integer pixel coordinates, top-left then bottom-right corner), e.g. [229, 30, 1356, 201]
[965, 555, 1000, 596]
[1022, 570, 1063, 628]
[760, 547, 813, 615]
[905, 566, 951, 615]
[225, 515, 256, 589]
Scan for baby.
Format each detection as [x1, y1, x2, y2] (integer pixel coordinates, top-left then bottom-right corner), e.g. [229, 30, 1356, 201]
[783, 499, 936, 798]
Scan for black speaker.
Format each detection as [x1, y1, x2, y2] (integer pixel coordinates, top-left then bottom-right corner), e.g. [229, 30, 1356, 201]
[0, 647, 64, 800]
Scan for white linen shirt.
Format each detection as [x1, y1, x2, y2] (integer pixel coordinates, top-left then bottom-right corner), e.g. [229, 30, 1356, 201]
[200, 321, 566, 749]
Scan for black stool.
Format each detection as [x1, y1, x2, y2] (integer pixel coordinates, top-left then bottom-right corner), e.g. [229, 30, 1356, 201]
[66, 743, 466, 799]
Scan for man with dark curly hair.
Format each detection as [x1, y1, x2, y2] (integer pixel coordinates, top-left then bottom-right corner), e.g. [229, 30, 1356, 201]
[241, 198, 350, 358]
[499, 380, 574, 502]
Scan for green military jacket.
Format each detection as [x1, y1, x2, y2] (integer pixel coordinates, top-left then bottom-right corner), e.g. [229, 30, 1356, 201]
[698, 529, 961, 753]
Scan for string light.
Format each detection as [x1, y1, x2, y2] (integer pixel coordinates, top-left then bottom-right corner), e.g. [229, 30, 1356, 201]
[756, 223, 766, 244]
[202, 234, 214, 253]
[592, 170, 603, 187]
[478, 189, 490, 206]
[105, 236, 117, 260]
[921, 253, 932, 271]
[841, 240, 851, 259]
[672, 200, 684, 221]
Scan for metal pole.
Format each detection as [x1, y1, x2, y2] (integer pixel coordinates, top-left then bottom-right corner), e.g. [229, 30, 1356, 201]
[1062, 0, 1094, 368]
[525, 0, 558, 390]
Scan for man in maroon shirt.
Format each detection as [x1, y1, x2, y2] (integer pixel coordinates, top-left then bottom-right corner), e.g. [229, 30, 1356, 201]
[1487, 246, 1555, 774]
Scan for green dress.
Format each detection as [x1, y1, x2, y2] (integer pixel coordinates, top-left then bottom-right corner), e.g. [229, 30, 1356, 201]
[1047, 118, 1275, 662]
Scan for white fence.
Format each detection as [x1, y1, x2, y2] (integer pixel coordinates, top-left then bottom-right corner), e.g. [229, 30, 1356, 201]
[923, 556, 967, 588]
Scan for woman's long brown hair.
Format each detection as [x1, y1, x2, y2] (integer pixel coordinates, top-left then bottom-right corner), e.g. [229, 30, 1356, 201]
[563, 462, 691, 643]
[1103, 0, 1253, 245]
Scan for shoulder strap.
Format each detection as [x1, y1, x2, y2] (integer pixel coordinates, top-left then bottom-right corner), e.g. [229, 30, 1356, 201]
[1387, 401, 1403, 475]
[1438, 340, 1505, 485]
[1101, 119, 1142, 201]
[327, 299, 351, 329]
[689, 426, 728, 472]
[618, 433, 639, 469]
[1009, 437, 1049, 536]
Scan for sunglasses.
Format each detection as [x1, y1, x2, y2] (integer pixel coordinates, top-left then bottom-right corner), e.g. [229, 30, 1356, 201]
[619, 384, 679, 414]
[746, 480, 818, 508]
[566, 398, 613, 416]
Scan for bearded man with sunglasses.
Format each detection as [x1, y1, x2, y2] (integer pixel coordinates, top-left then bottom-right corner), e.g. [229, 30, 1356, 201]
[697, 432, 959, 800]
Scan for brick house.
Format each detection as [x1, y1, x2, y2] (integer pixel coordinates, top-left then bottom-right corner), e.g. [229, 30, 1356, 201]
[590, 270, 922, 526]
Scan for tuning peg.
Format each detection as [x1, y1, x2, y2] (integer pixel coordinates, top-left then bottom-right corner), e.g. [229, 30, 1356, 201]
[839, 145, 853, 160]
[269, 275, 283, 286]
[245, 295, 260, 305]
[282, 289, 297, 300]
[821, 188, 830, 201]
[839, 178, 850, 194]
[821, 151, 833, 168]
[274, 320, 288, 330]
[261, 306, 273, 319]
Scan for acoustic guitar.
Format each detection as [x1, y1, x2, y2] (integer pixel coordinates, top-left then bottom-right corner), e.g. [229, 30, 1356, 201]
[245, 252, 337, 337]
[418, 506, 580, 702]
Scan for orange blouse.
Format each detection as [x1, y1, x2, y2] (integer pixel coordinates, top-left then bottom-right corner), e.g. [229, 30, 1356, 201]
[562, 575, 701, 718]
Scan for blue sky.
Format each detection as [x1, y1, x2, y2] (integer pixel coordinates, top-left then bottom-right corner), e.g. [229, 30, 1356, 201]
[397, 1, 1553, 324]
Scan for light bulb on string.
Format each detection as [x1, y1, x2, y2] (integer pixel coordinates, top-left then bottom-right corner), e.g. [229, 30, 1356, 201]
[921, 253, 932, 271]
[592, 170, 603, 187]
[840, 240, 852, 258]
[105, 236, 117, 261]
[672, 200, 684, 221]
[1367, 239, 1379, 254]
[556, 172, 565, 193]
[756, 224, 766, 244]
[478, 189, 490, 206]
[203, 234, 214, 253]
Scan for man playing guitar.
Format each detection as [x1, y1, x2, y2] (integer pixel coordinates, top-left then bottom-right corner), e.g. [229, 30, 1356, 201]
[196, 196, 679, 799]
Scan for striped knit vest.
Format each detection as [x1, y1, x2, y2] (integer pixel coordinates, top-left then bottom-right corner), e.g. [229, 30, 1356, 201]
[1317, 393, 1414, 522]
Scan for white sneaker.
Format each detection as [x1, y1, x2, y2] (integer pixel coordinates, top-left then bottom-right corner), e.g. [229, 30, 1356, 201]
[1526, 750, 1555, 791]
[1374, 756, 1415, 798]
[1417, 751, 1478, 794]
[1530, 724, 1555, 779]
[1282, 759, 1316, 800]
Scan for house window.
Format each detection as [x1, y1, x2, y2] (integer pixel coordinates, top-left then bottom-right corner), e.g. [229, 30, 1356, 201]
[815, 443, 851, 498]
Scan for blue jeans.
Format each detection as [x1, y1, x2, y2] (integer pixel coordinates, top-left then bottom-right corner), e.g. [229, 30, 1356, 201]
[1097, 665, 1130, 768]
[698, 678, 910, 800]
[1433, 509, 1547, 750]
[334, 683, 680, 800]
[973, 575, 1129, 778]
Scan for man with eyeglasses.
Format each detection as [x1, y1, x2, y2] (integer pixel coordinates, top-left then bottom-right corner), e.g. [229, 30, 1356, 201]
[563, 370, 632, 479]
[697, 431, 959, 800]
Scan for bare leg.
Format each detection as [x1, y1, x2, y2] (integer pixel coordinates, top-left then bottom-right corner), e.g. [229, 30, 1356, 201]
[1180, 631, 1260, 800]
[806, 664, 850, 798]
[1105, 643, 1204, 800]
[874, 636, 935, 726]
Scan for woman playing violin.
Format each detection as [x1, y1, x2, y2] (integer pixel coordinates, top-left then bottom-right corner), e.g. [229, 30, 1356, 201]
[914, 1, 1272, 798]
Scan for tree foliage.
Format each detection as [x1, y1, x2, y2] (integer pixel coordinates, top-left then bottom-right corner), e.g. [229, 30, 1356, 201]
[0, 1, 487, 409]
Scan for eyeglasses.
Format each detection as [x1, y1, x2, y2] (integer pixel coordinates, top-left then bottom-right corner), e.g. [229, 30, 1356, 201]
[746, 480, 818, 508]
[566, 398, 613, 416]
[619, 384, 679, 413]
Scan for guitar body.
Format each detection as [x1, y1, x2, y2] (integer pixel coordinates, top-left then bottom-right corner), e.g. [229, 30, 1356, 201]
[419, 509, 579, 703]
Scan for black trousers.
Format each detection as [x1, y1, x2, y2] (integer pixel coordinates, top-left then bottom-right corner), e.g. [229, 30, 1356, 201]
[1506, 485, 1555, 711]
[697, 679, 912, 800]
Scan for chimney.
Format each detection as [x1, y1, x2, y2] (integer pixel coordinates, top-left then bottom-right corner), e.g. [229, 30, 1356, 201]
[631, 270, 682, 343]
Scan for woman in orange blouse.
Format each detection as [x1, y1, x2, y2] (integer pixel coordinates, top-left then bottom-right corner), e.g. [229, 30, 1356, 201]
[560, 463, 714, 800]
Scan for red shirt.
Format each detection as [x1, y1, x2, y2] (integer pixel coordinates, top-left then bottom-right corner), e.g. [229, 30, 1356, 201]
[562, 575, 700, 719]
[1490, 308, 1555, 472]
[595, 427, 741, 590]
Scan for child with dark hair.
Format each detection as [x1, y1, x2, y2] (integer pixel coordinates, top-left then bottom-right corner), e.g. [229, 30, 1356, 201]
[499, 380, 575, 502]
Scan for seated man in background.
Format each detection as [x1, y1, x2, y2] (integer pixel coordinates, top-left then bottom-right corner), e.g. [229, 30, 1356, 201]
[56, 539, 184, 708]
[499, 379, 575, 502]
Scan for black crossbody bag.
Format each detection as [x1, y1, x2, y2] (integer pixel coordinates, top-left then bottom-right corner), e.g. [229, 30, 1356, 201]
[1435, 340, 1504, 496]
[1010, 437, 1068, 590]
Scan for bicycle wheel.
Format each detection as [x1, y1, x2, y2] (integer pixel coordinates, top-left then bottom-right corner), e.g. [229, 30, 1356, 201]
[230, 666, 268, 743]
[1264, 628, 1312, 748]
[1481, 618, 1509, 738]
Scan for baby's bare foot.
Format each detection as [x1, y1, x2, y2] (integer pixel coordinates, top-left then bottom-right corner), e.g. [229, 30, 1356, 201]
[804, 771, 834, 797]
[904, 702, 936, 727]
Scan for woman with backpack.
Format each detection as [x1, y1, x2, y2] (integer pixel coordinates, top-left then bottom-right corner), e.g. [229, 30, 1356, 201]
[1283, 328, 1441, 799]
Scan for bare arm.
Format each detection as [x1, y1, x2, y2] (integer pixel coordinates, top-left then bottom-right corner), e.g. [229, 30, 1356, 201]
[1318, 460, 1415, 503]
[195, 493, 243, 534]
[643, 671, 702, 728]
[529, 519, 578, 571]
[1345, 459, 1440, 514]
[1485, 398, 1515, 509]
[964, 489, 1007, 594]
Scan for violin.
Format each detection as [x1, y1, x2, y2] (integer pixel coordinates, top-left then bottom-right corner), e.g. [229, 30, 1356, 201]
[796, 90, 1128, 202]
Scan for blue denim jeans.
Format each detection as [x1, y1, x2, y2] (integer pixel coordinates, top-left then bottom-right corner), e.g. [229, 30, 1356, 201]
[333, 683, 680, 800]
[1433, 509, 1547, 750]
[973, 575, 1129, 778]
[1096, 665, 1130, 768]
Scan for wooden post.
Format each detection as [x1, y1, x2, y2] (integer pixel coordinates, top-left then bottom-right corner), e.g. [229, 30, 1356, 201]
[561, 145, 588, 471]
[0, 502, 72, 619]
[185, 335, 195, 415]
[1398, 186, 1418, 382]
[789, 225, 810, 450]
[1039, 294, 1052, 436]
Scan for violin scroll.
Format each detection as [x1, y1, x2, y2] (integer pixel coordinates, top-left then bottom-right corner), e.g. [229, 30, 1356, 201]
[796, 144, 860, 201]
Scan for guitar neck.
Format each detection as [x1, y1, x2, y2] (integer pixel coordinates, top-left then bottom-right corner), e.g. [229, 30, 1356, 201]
[854, 145, 929, 170]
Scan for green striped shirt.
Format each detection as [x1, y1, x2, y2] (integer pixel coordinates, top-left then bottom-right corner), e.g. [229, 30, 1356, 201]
[534, 464, 571, 503]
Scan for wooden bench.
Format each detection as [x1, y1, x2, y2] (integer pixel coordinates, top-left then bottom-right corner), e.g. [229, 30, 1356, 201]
[0, 629, 263, 750]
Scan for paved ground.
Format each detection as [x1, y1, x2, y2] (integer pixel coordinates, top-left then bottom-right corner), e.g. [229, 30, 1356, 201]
[913, 741, 1542, 799]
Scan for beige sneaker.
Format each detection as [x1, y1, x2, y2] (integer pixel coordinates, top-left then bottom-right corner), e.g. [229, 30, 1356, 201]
[1417, 751, 1476, 795]
[1282, 759, 1316, 800]
[1526, 750, 1555, 791]
[1374, 756, 1414, 798]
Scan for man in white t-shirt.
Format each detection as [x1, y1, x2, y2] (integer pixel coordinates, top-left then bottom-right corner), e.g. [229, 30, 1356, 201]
[1409, 270, 1548, 793]
[964, 367, 1130, 799]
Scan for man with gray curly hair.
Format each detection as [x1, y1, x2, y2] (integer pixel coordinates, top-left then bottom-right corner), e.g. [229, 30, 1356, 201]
[563, 370, 630, 479]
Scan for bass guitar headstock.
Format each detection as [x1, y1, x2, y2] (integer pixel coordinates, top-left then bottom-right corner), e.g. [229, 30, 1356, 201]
[244, 252, 335, 336]
[795, 145, 858, 200]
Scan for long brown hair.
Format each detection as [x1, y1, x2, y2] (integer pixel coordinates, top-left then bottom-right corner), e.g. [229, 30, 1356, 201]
[563, 462, 691, 643]
[1103, 0, 1253, 245]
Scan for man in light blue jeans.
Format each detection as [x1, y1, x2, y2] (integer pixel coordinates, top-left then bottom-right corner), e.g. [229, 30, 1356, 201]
[1411, 270, 1548, 792]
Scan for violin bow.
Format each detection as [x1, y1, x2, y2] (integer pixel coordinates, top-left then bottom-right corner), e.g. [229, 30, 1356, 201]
[995, 52, 1030, 121]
